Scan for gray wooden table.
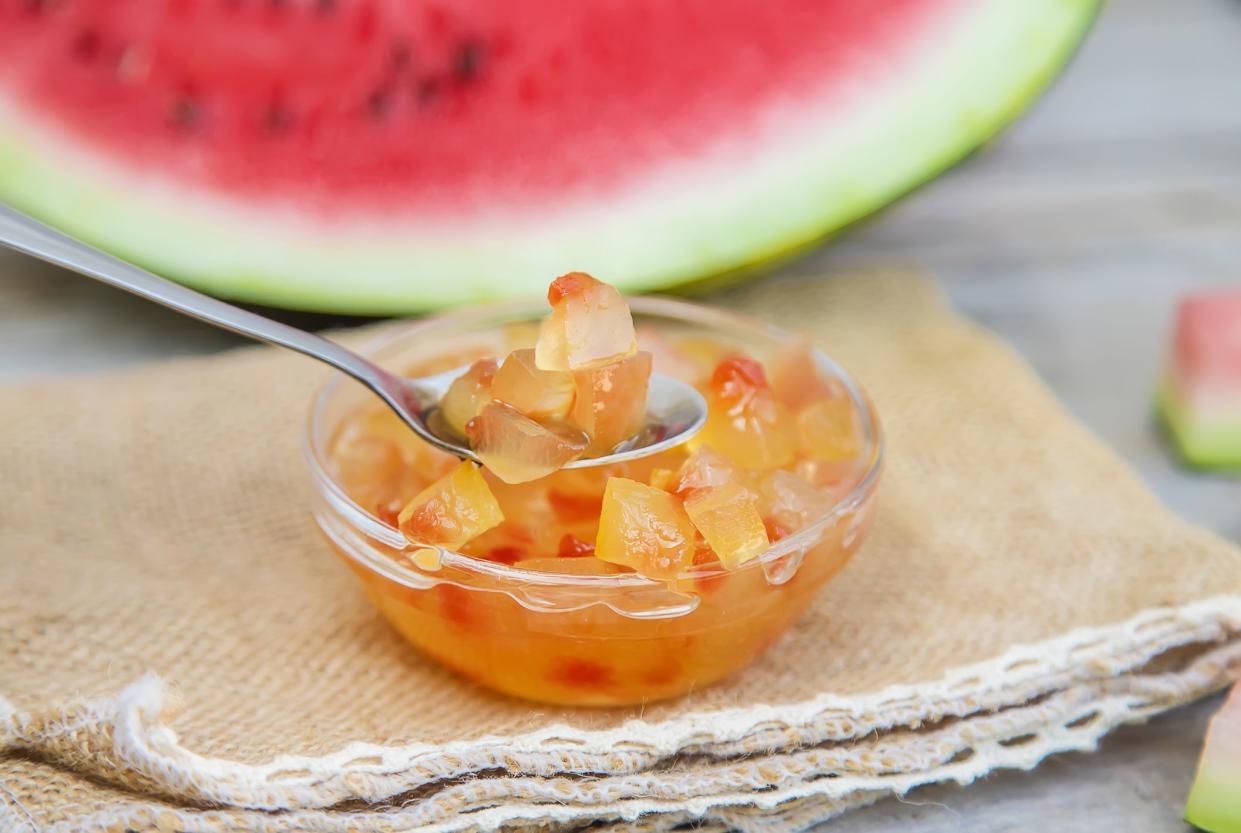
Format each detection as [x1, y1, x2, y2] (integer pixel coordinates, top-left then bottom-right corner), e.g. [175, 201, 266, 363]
[2, 0, 1239, 828]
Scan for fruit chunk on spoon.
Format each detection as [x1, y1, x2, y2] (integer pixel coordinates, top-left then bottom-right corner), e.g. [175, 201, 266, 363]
[0, 204, 707, 477]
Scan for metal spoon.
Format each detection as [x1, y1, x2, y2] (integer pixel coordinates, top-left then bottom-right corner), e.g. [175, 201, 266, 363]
[0, 203, 707, 468]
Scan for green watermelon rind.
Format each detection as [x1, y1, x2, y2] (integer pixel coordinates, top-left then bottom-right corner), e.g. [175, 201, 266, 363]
[1186, 767, 1241, 833]
[1185, 684, 1241, 833]
[0, 0, 1101, 313]
[1156, 381, 1241, 470]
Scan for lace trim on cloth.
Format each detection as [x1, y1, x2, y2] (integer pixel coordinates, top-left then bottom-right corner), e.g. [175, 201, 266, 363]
[3, 596, 1238, 833]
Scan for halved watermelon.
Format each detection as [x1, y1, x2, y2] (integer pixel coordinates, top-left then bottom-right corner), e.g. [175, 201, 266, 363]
[0, 0, 1099, 313]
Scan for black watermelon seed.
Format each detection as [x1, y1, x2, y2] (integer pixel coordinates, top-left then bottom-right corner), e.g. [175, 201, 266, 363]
[169, 97, 199, 130]
[415, 76, 441, 106]
[263, 102, 292, 133]
[453, 40, 484, 83]
[367, 88, 392, 118]
[71, 28, 101, 62]
[389, 41, 412, 70]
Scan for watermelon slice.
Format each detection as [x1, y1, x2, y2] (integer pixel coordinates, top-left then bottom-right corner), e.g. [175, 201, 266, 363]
[1158, 290, 1241, 469]
[0, 0, 1098, 313]
[1186, 685, 1241, 833]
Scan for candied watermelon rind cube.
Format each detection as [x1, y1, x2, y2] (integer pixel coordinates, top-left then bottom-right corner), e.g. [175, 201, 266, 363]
[569, 350, 652, 454]
[491, 348, 576, 422]
[769, 337, 837, 413]
[758, 469, 833, 535]
[466, 402, 589, 484]
[683, 482, 770, 570]
[636, 326, 703, 385]
[699, 357, 797, 470]
[439, 358, 498, 437]
[796, 396, 860, 462]
[332, 408, 459, 510]
[595, 477, 696, 580]
[397, 461, 504, 551]
[671, 445, 741, 498]
[535, 272, 637, 371]
[648, 468, 677, 492]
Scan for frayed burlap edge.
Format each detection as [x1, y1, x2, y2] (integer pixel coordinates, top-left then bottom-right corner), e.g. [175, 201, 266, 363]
[3, 595, 1240, 833]
[3, 628, 1236, 833]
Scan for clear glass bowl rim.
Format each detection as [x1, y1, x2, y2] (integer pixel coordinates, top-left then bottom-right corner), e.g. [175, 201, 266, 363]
[304, 294, 884, 590]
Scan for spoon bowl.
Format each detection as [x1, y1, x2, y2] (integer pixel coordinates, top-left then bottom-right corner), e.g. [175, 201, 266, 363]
[401, 364, 706, 468]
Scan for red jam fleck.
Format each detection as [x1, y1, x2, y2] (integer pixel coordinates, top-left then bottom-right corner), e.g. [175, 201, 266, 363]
[548, 657, 615, 689]
[558, 533, 596, 558]
[488, 545, 526, 565]
[434, 583, 475, 628]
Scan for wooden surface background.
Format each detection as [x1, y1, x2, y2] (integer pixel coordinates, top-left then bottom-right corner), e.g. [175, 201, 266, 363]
[2, 0, 1239, 829]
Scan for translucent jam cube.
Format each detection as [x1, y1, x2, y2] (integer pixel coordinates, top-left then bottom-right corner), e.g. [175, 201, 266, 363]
[673, 336, 737, 384]
[466, 402, 588, 484]
[670, 446, 742, 497]
[797, 396, 860, 462]
[397, 461, 504, 550]
[569, 351, 652, 454]
[683, 483, 769, 569]
[769, 337, 837, 413]
[648, 468, 677, 492]
[595, 477, 696, 579]
[504, 320, 542, 352]
[535, 272, 637, 371]
[636, 326, 702, 385]
[794, 458, 858, 491]
[482, 471, 555, 528]
[333, 409, 457, 509]
[439, 358, 497, 437]
[491, 348, 576, 421]
[699, 357, 796, 469]
[332, 432, 406, 508]
[758, 469, 833, 535]
[359, 409, 456, 470]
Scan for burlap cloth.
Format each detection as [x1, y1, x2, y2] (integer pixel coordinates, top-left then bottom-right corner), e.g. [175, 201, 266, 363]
[2, 270, 1240, 833]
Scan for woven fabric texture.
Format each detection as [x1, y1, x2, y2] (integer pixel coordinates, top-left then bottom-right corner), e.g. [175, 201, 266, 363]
[2, 270, 1240, 833]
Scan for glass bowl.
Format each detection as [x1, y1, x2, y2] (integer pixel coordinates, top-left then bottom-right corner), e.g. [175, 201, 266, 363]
[304, 296, 883, 706]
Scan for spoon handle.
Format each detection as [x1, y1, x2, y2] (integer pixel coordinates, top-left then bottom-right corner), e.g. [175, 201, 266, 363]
[0, 202, 405, 397]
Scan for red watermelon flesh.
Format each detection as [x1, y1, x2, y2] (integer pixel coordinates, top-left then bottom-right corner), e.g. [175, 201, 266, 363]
[1159, 290, 1241, 468]
[1173, 293, 1241, 394]
[0, 0, 1101, 311]
[0, 1, 952, 210]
